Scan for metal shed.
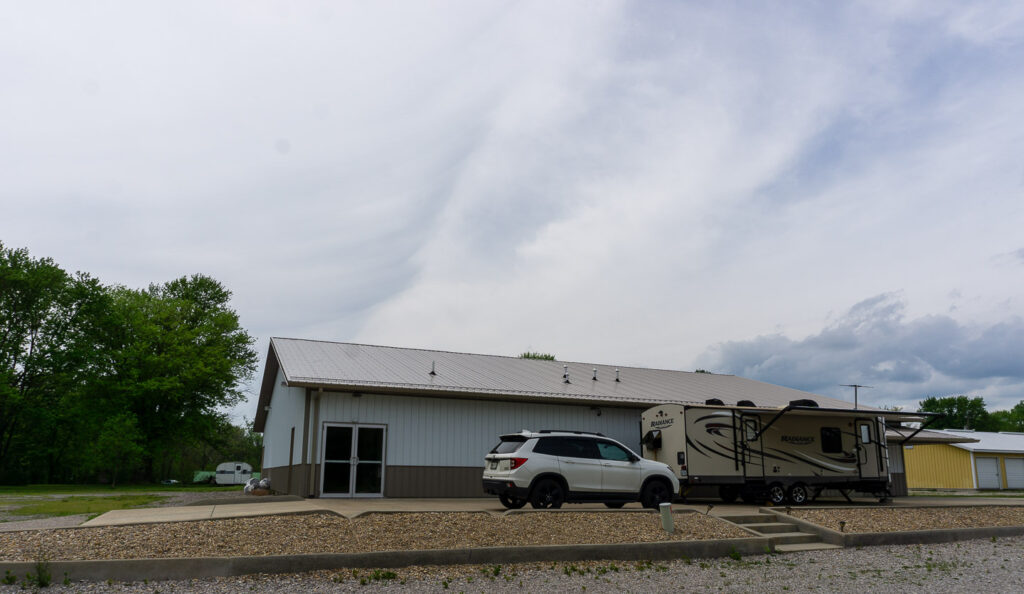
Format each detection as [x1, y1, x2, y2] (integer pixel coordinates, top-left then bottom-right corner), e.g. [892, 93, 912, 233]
[904, 430, 1024, 490]
[254, 338, 880, 498]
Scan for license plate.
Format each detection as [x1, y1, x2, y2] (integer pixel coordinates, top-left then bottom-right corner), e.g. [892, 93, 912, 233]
[489, 461, 497, 470]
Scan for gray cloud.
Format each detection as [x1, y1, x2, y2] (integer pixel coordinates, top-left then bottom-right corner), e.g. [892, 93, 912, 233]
[698, 294, 1024, 411]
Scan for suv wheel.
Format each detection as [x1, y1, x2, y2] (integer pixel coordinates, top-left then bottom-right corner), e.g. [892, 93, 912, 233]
[530, 478, 566, 509]
[640, 479, 673, 509]
[498, 493, 527, 509]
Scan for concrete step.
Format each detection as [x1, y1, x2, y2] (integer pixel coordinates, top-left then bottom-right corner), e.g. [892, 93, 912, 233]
[771, 532, 820, 545]
[775, 542, 843, 553]
[743, 522, 795, 534]
[718, 514, 776, 524]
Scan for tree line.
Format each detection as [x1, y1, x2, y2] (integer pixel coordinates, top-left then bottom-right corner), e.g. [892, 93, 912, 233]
[1, 242, 259, 485]
[918, 395, 1024, 432]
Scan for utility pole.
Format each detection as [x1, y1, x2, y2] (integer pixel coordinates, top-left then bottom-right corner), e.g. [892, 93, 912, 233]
[840, 384, 872, 410]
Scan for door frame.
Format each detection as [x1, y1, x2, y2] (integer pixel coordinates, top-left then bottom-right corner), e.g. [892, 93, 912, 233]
[740, 414, 764, 480]
[319, 422, 387, 498]
[854, 418, 882, 479]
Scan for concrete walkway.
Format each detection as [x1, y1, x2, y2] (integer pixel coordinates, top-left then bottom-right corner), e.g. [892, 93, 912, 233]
[78, 493, 1021, 528]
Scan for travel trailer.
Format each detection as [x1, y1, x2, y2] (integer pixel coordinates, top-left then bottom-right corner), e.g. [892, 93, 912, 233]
[641, 400, 935, 504]
[215, 461, 253, 485]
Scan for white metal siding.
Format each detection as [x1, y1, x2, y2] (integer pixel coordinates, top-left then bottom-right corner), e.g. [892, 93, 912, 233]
[316, 392, 642, 467]
[976, 456, 1001, 489]
[262, 369, 307, 468]
[1005, 458, 1024, 489]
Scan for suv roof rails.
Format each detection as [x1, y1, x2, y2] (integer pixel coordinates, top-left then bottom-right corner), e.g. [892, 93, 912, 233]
[538, 429, 605, 436]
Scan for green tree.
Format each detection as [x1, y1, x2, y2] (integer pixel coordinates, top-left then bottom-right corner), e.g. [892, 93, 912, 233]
[97, 275, 258, 481]
[92, 413, 145, 487]
[519, 352, 555, 360]
[0, 243, 108, 481]
[917, 395, 1000, 431]
[0, 243, 258, 485]
[990, 401, 1024, 432]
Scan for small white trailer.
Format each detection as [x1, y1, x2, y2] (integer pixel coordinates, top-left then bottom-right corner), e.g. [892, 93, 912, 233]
[641, 400, 936, 504]
[215, 461, 254, 485]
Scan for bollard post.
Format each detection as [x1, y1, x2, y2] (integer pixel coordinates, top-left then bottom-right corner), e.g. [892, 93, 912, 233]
[659, 502, 674, 533]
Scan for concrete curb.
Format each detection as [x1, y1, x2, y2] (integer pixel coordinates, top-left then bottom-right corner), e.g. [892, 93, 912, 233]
[0, 538, 769, 583]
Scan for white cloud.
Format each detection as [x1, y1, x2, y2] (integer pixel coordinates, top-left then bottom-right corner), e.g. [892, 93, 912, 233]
[1, 2, 1023, 421]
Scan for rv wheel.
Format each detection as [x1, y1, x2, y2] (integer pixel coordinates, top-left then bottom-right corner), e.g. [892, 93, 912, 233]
[787, 483, 809, 505]
[767, 483, 787, 505]
[718, 486, 739, 504]
[499, 494, 527, 509]
[604, 502, 626, 509]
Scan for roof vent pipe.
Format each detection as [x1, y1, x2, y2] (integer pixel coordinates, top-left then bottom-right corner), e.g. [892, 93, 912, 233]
[592, 368, 598, 381]
[615, 369, 620, 382]
[563, 365, 570, 384]
[430, 361, 436, 376]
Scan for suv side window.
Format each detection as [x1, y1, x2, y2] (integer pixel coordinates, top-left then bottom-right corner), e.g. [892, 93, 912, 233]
[596, 441, 632, 461]
[563, 437, 599, 459]
[533, 437, 566, 456]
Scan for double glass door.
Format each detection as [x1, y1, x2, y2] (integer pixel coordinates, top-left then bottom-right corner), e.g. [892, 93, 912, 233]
[320, 423, 386, 497]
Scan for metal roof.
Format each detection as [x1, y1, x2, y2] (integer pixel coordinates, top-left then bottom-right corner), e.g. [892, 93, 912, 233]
[937, 430, 1024, 453]
[254, 337, 869, 431]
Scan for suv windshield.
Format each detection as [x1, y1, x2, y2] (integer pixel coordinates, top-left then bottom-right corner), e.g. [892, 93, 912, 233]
[490, 436, 526, 454]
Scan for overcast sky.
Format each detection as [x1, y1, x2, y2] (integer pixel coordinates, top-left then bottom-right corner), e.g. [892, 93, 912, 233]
[3, 1, 1024, 419]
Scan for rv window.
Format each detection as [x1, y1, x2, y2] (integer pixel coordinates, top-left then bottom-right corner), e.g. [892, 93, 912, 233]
[859, 424, 871, 444]
[744, 419, 758, 441]
[821, 427, 843, 453]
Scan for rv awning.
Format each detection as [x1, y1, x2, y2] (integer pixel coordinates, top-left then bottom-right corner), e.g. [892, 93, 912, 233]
[720, 404, 943, 444]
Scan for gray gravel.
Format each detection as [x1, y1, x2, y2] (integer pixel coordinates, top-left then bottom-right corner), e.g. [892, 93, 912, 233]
[3, 536, 1022, 592]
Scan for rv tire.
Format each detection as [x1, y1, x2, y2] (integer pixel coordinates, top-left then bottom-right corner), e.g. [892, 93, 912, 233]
[529, 478, 566, 509]
[787, 483, 809, 505]
[640, 478, 673, 509]
[604, 502, 626, 509]
[718, 486, 739, 504]
[767, 483, 787, 505]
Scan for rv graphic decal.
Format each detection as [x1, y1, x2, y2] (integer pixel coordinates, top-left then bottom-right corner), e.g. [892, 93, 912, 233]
[780, 435, 814, 446]
[704, 423, 731, 437]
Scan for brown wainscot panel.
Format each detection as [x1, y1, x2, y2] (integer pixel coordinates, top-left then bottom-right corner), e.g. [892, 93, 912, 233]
[385, 466, 486, 497]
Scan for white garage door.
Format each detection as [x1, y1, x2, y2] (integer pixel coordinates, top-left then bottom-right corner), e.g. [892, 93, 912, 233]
[976, 457, 1001, 489]
[1005, 458, 1024, 489]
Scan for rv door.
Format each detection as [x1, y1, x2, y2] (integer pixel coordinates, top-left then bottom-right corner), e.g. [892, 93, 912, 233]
[855, 419, 882, 479]
[740, 414, 764, 479]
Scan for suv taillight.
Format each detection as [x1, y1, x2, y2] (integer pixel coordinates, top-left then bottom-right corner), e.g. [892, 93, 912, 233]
[510, 457, 528, 470]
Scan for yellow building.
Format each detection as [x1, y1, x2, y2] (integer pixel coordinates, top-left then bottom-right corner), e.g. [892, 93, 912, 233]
[904, 430, 1024, 490]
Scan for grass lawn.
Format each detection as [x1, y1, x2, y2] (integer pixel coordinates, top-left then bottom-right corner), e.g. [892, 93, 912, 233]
[0, 484, 242, 521]
[6, 495, 168, 518]
[0, 484, 241, 495]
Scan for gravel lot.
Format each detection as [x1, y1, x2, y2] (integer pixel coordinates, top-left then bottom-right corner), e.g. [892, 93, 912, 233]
[0, 511, 746, 561]
[793, 506, 1024, 533]
[2, 535, 1022, 592]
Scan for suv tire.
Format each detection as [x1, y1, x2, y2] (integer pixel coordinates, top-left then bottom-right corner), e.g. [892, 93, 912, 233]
[498, 493, 527, 509]
[640, 478, 673, 509]
[530, 478, 566, 509]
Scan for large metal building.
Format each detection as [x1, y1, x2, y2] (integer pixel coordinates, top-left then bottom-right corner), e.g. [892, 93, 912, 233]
[254, 337, 878, 498]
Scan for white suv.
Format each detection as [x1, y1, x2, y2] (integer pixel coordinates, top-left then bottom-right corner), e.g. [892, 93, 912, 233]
[481, 430, 678, 509]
